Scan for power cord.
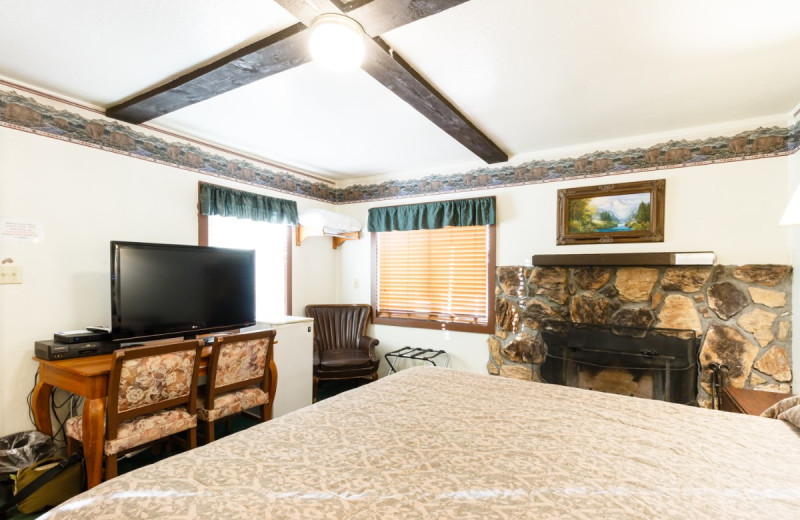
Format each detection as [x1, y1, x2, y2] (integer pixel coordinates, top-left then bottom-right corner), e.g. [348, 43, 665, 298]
[50, 389, 83, 446]
[27, 367, 84, 446]
[26, 368, 39, 426]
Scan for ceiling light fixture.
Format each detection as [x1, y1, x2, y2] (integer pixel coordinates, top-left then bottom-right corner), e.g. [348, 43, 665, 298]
[309, 13, 366, 70]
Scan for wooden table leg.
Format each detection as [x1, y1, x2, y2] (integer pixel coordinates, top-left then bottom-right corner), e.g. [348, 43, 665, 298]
[31, 377, 53, 435]
[82, 397, 106, 488]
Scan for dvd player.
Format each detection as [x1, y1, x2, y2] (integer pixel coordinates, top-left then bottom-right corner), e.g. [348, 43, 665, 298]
[53, 329, 112, 344]
[35, 340, 116, 361]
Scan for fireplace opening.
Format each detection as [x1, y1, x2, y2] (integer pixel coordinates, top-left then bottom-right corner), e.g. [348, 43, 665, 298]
[539, 321, 699, 405]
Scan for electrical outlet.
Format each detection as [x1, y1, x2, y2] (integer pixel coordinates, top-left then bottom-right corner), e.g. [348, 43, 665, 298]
[0, 264, 22, 284]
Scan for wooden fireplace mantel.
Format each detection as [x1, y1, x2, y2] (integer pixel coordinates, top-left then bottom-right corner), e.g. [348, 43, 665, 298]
[531, 251, 715, 267]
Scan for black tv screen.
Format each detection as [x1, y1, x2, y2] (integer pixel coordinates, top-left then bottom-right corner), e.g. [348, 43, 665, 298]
[111, 241, 256, 342]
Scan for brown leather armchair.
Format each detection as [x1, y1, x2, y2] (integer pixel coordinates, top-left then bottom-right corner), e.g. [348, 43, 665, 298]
[305, 304, 380, 402]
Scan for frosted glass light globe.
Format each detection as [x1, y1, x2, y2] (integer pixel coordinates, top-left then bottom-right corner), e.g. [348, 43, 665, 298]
[309, 14, 365, 70]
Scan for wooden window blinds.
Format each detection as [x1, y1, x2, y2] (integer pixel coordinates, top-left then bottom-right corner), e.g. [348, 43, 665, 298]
[372, 225, 494, 333]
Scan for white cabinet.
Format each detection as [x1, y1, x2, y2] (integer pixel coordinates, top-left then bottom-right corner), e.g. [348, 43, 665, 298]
[246, 317, 313, 417]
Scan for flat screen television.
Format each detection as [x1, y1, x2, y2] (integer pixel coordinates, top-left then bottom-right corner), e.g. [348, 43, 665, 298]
[110, 241, 256, 342]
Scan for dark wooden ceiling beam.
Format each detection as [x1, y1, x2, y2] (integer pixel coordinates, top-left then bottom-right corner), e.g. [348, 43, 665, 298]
[273, 0, 341, 26]
[275, 0, 506, 163]
[107, 23, 310, 124]
[107, 0, 507, 164]
[362, 37, 506, 163]
[348, 0, 471, 36]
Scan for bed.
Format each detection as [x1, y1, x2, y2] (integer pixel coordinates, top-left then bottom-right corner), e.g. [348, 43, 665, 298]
[42, 366, 800, 519]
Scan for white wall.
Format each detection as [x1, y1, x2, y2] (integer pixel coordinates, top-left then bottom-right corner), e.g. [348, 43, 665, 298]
[788, 141, 800, 384]
[336, 155, 792, 375]
[0, 127, 337, 436]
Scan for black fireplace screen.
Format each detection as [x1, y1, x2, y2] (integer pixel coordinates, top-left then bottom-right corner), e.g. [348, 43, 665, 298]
[539, 321, 699, 405]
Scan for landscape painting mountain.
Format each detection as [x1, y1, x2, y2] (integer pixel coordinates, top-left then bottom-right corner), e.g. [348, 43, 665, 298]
[568, 192, 651, 233]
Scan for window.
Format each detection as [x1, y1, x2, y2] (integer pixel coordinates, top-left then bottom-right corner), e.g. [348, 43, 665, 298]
[197, 182, 297, 319]
[371, 224, 495, 333]
[205, 215, 291, 319]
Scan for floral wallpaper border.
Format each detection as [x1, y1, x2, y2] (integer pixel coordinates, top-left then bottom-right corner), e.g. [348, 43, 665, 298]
[2, 87, 799, 205]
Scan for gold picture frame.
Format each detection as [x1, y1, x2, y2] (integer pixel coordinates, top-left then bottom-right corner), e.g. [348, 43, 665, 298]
[557, 179, 665, 245]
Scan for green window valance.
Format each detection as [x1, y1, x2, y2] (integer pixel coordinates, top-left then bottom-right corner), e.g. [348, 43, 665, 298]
[367, 196, 495, 232]
[199, 183, 298, 225]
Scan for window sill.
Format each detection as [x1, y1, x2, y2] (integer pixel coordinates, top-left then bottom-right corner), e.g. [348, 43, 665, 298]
[373, 315, 492, 334]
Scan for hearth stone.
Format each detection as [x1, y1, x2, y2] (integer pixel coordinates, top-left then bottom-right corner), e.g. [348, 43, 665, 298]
[700, 324, 758, 388]
[488, 336, 503, 366]
[651, 292, 664, 310]
[501, 333, 545, 364]
[499, 363, 533, 381]
[536, 286, 570, 304]
[657, 295, 702, 334]
[754, 347, 792, 382]
[530, 266, 568, 289]
[748, 287, 786, 308]
[572, 267, 611, 290]
[737, 308, 777, 347]
[707, 282, 749, 320]
[599, 286, 619, 299]
[569, 295, 614, 325]
[495, 298, 520, 332]
[733, 265, 790, 286]
[661, 267, 712, 292]
[616, 267, 659, 302]
[520, 299, 565, 329]
[610, 308, 655, 330]
[498, 266, 526, 297]
[778, 321, 791, 341]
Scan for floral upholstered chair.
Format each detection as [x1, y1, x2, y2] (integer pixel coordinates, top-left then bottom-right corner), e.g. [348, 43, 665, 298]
[197, 329, 276, 442]
[66, 340, 203, 480]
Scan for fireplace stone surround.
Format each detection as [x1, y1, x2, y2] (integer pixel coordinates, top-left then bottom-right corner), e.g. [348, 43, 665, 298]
[488, 263, 793, 407]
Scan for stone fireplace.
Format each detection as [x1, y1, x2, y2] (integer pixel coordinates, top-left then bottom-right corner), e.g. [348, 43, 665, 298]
[488, 263, 793, 407]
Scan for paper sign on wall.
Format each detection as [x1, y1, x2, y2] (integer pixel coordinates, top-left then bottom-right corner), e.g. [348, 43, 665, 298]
[1, 218, 44, 243]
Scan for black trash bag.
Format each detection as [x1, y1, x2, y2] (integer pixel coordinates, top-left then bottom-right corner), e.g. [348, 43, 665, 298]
[0, 431, 58, 501]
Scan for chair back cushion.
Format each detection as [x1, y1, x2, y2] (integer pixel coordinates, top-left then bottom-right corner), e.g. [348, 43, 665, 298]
[204, 329, 276, 410]
[214, 335, 270, 387]
[105, 339, 203, 442]
[117, 348, 197, 413]
[305, 304, 371, 352]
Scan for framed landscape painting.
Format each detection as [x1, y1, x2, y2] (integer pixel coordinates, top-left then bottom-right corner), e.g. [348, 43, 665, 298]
[556, 179, 665, 245]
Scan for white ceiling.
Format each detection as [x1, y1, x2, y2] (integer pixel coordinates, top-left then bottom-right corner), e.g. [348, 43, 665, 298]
[1, 0, 799, 182]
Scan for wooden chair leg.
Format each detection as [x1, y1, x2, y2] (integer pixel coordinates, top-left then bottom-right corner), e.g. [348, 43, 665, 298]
[312, 376, 319, 403]
[105, 454, 117, 480]
[188, 428, 197, 449]
[224, 418, 232, 435]
[260, 402, 270, 423]
[206, 420, 215, 443]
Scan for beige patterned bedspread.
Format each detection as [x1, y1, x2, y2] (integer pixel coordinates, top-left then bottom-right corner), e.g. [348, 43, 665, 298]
[42, 367, 800, 519]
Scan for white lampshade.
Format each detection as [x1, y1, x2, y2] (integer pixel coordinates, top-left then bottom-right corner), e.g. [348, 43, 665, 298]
[780, 183, 800, 226]
[309, 14, 365, 70]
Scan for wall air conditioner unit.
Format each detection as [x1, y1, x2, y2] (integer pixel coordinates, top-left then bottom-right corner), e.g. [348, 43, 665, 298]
[296, 208, 361, 249]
